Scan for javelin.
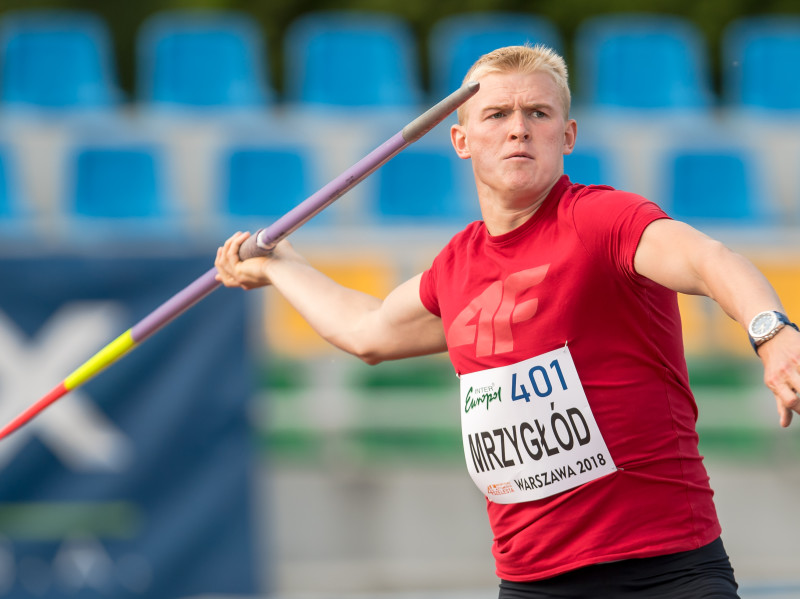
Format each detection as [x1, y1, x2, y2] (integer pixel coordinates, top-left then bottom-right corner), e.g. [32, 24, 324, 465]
[0, 81, 480, 441]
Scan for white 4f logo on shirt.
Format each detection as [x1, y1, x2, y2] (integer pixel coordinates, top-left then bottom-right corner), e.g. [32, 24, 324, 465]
[448, 265, 550, 357]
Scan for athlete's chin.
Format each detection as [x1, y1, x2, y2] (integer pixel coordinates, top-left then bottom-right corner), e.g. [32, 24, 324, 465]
[476, 168, 554, 199]
[502, 178, 547, 196]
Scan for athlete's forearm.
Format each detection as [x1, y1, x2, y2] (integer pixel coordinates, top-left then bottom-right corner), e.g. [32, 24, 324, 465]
[693, 241, 786, 330]
[262, 250, 387, 357]
[214, 233, 447, 363]
[215, 233, 382, 357]
[267, 257, 447, 363]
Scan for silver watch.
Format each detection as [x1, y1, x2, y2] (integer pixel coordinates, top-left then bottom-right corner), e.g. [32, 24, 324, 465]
[748, 311, 798, 353]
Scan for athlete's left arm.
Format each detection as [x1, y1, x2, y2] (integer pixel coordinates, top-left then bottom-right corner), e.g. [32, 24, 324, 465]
[634, 217, 800, 428]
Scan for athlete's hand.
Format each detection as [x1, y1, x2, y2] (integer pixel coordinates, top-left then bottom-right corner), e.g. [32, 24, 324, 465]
[757, 325, 800, 427]
[215, 231, 295, 291]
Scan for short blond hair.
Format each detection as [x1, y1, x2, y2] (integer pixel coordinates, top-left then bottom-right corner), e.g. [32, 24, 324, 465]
[457, 44, 571, 123]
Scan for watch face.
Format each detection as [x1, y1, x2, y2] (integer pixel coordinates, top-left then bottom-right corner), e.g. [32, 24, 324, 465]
[750, 311, 778, 337]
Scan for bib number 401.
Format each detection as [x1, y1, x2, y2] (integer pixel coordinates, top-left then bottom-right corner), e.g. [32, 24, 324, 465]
[512, 359, 568, 402]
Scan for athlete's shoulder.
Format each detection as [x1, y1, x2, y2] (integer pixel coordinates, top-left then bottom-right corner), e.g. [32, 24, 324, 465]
[566, 181, 643, 202]
[441, 220, 486, 252]
[562, 181, 660, 214]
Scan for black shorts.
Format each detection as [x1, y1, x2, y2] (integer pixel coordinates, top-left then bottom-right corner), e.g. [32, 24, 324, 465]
[498, 537, 739, 599]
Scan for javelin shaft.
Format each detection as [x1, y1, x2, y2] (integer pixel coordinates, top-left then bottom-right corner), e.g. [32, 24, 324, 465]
[0, 81, 480, 441]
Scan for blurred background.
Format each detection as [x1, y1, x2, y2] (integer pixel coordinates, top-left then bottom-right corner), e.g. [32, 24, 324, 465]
[0, 0, 799, 597]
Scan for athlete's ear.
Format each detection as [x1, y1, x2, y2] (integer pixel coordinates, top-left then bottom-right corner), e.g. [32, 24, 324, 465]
[451, 123, 471, 159]
[562, 119, 577, 156]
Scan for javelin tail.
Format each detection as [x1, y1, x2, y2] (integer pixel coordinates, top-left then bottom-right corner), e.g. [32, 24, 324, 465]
[0, 330, 137, 440]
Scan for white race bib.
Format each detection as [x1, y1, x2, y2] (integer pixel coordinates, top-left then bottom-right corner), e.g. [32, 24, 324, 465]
[460, 346, 616, 503]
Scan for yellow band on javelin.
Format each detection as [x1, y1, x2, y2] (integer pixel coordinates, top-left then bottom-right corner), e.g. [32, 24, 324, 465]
[64, 330, 137, 391]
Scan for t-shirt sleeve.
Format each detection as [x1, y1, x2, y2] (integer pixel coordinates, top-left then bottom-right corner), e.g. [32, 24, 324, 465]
[419, 223, 479, 318]
[571, 187, 670, 282]
[419, 265, 441, 317]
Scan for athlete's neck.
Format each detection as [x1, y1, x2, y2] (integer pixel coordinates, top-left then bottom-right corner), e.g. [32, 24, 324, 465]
[479, 180, 558, 236]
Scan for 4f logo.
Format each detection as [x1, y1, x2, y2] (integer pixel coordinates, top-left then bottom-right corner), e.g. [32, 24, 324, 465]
[448, 265, 549, 357]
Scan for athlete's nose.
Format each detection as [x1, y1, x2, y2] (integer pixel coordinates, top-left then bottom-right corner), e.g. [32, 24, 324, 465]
[508, 111, 531, 141]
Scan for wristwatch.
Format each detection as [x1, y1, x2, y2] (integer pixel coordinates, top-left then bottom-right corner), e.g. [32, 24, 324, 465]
[748, 310, 799, 354]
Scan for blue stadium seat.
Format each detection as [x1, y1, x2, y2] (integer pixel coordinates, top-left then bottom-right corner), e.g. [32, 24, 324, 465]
[722, 16, 800, 111]
[283, 11, 422, 108]
[564, 148, 614, 187]
[663, 148, 767, 224]
[67, 144, 169, 219]
[137, 10, 272, 108]
[0, 10, 119, 109]
[220, 145, 316, 219]
[428, 13, 562, 99]
[574, 14, 713, 110]
[370, 145, 477, 223]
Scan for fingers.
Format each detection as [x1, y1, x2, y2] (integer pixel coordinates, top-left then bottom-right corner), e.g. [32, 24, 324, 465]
[759, 328, 800, 428]
[766, 366, 800, 428]
[775, 391, 799, 428]
[214, 231, 274, 291]
[227, 230, 250, 261]
[214, 231, 250, 288]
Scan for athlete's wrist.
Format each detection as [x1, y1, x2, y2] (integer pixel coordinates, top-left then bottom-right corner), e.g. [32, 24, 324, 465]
[748, 310, 799, 355]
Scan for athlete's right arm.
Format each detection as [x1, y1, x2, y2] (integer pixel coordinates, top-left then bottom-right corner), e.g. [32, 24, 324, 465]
[215, 231, 448, 364]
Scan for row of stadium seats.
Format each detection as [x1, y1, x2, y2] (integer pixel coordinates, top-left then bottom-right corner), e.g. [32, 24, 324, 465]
[0, 9, 800, 112]
[1, 113, 799, 240]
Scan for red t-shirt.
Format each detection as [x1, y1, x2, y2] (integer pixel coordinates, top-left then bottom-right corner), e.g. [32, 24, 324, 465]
[419, 175, 721, 581]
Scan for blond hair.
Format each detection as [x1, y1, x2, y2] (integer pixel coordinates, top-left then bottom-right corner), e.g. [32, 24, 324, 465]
[457, 44, 571, 123]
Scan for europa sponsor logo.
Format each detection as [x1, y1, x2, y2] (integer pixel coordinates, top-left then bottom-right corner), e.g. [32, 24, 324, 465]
[486, 482, 515, 496]
[464, 385, 502, 413]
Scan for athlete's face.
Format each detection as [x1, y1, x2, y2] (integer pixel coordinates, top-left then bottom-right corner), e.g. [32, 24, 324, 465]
[451, 70, 576, 206]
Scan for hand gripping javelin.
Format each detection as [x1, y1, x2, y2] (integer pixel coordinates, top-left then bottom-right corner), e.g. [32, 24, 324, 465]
[0, 82, 479, 441]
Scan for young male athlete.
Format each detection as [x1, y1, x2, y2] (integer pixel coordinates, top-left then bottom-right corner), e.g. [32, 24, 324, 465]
[215, 46, 800, 598]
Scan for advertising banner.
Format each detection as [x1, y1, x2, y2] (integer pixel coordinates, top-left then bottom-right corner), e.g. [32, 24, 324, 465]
[0, 255, 258, 598]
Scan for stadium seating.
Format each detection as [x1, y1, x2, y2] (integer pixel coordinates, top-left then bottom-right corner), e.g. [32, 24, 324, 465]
[0, 10, 120, 110]
[136, 10, 272, 109]
[660, 146, 769, 225]
[0, 7, 797, 242]
[68, 144, 168, 219]
[722, 16, 800, 111]
[573, 14, 713, 110]
[283, 11, 423, 108]
[220, 144, 317, 221]
[564, 147, 615, 187]
[369, 143, 478, 223]
[58, 124, 184, 242]
[428, 12, 562, 99]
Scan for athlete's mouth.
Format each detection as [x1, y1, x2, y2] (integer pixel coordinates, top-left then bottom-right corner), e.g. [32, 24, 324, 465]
[505, 152, 533, 160]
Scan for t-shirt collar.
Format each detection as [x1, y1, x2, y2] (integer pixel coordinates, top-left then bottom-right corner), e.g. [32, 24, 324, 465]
[484, 174, 572, 246]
